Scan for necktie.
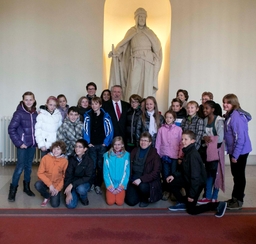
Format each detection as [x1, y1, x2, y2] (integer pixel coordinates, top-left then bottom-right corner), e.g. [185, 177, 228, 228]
[115, 102, 121, 120]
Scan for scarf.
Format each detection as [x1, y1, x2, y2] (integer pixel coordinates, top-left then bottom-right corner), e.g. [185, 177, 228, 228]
[147, 110, 156, 136]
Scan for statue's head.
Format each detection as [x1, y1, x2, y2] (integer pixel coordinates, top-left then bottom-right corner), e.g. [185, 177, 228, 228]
[134, 8, 147, 28]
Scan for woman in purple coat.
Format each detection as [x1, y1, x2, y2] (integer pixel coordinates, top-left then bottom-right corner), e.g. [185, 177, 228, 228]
[223, 94, 252, 210]
[8, 91, 38, 202]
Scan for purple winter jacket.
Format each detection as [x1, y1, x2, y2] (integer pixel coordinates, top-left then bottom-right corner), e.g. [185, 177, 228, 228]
[8, 103, 38, 148]
[224, 109, 252, 159]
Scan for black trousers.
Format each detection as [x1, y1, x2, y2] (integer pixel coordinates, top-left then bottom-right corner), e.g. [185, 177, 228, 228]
[229, 153, 249, 202]
[168, 176, 218, 215]
[125, 181, 150, 206]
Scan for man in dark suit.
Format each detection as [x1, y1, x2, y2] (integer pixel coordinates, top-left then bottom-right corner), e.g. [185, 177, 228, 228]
[102, 85, 130, 142]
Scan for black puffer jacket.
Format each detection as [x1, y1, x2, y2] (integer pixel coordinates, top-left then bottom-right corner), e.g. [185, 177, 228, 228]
[126, 107, 142, 145]
[136, 112, 165, 147]
[8, 102, 37, 148]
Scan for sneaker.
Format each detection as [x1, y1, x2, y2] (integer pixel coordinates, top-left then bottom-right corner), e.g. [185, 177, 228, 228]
[212, 199, 218, 203]
[227, 198, 243, 210]
[162, 191, 170, 201]
[90, 184, 95, 192]
[197, 198, 211, 205]
[215, 201, 227, 218]
[168, 202, 186, 211]
[226, 198, 234, 205]
[95, 186, 102, 195]
[139, 202, 149, 208]
[41, 198, 50, 207]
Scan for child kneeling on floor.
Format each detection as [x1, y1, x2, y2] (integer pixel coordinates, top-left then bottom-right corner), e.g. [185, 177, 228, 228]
[167, 130, 227, 218]
[103, 136, 130, 206]
[64, 139, 94, 208]
[34, 141, 68, 208]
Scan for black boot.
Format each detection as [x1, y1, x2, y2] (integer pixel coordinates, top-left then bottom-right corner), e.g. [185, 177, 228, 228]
[8, 184, 18, 202]
[23, 181, 35, 196]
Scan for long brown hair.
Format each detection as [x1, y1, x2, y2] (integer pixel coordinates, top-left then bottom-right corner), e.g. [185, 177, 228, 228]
[141, 96, 161, 129]
[222, 94, 241, 110]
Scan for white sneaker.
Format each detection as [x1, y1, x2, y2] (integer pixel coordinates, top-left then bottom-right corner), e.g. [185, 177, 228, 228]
[95, 186, 102, 195]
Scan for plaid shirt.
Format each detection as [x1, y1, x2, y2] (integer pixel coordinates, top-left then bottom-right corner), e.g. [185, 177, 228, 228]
[56, 118, 83, 155]
[181, 115, 204, 150]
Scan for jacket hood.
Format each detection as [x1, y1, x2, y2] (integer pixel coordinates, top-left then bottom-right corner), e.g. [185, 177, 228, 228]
[162, 123, 175, 129]
[237, 108, 252, 122]
[17, 102, 36, 114]
[39, 105, 60, 115]
[49, 152, 66, 159]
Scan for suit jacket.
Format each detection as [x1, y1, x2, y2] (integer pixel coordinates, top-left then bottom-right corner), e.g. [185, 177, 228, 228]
[103, 100, 130, 141]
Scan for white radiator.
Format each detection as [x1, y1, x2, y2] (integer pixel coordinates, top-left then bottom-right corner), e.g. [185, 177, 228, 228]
[0, 117, 41, 166]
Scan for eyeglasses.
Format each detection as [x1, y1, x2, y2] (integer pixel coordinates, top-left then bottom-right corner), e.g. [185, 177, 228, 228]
[87, 88, 95, 91]
[140, 139, 150, 142]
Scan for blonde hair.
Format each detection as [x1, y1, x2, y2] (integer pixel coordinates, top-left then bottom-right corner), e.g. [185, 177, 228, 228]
[187, 100, 199, 108]
[108, 136, 125, 157]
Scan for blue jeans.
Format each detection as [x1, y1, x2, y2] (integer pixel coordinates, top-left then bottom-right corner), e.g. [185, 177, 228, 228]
[12, 147, 36, 187]
[206, 176, 219, 200]
[205, 160, 219, 200]
[162, 158, 177, 191]
[89, 144, 107, 187]
[34, 180, 60, 208]
[66, 182, 91, 209]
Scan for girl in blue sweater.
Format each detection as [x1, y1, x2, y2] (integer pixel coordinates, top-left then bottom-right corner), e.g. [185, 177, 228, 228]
[103, 136, 130, 206]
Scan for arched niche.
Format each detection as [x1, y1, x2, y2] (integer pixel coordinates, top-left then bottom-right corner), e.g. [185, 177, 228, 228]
[103, 0, 171, 111]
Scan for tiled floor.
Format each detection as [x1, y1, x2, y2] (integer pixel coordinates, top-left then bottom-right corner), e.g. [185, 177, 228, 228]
[0, 165, 255, 209]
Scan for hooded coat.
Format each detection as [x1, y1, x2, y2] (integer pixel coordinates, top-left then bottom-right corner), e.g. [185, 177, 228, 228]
[8, 103, 37, 148]
[224, 109, 252, 159]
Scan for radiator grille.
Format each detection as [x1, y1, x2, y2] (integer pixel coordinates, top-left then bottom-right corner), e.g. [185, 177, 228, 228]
[0, 117, 41, 166]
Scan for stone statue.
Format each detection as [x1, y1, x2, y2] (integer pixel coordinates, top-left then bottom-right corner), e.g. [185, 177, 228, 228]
[108, 8, 162, 101]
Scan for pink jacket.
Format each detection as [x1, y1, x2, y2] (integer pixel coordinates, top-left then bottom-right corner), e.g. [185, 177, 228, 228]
[155, 123, 183, 159]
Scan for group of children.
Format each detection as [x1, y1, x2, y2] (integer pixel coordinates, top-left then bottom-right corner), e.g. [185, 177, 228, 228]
[7, 87, 252, 218]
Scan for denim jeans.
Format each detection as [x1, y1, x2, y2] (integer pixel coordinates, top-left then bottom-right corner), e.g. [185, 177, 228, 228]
[205, 161, 219, 200]
[162, 158, 177, 191]
[89, 144, 107, 187]
[206, 176, 219, 200]
[12, 147, 36, 187]
[34, 180, 60, 208]
[66, 182, 91, 209]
